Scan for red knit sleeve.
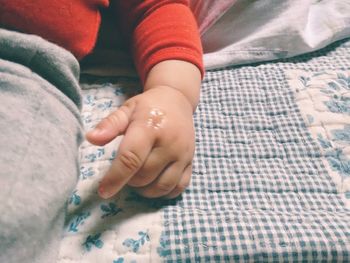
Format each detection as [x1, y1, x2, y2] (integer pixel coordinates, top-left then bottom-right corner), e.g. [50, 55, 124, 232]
[114, 0, 204, 83]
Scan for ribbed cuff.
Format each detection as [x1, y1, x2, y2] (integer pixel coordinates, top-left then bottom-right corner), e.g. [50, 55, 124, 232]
[132, 3, 204, 83]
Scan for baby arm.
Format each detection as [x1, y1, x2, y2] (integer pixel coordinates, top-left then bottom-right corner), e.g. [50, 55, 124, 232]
[86, 59, 201, 199]
[87, 0, 203, 199]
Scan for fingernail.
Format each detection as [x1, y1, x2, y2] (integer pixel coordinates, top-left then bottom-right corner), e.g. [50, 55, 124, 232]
[88, 127, 104, 136]
[98, 185, 112, 199]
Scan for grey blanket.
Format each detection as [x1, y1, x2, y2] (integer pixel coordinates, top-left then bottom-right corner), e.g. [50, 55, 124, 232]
[0, 29, 83, 263]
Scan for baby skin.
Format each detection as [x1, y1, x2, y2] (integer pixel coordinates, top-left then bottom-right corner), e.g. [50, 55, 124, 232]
[86, 60, 201, 199]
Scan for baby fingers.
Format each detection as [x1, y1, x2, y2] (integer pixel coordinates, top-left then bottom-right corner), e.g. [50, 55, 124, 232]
[132, 161, 189, 198]
[98, 122, 155, 199]
[163, 164, 192, 199]
[127, 149, 171, 187]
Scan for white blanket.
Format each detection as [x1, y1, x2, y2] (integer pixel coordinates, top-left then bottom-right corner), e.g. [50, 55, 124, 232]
[203, 0, 350, 69]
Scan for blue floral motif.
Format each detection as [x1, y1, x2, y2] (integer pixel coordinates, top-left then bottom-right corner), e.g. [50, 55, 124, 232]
[317, 134, 350, 178]
[85, 148, 105, 162]
[346, 192, 350, 199]
[83, 114, 92, 125]
[331, 125, 350, 143]
[324, 98, 350, 115]
[320, 88, 334, 95]
[83, 95, 96, 106]
[311, 76, 350, 180]
[80, 166, 95, 180]
[98, 100, 113, 111]
[109, 150, 117, 163]
[306, 114, 314, 124]
[298, 72, 350, 115]
[302, 73, 350, 178]
[327, 81, 341, 91]
[313, 73, 350, 115]
[298, 76, 311, 87]
[68, 212, 91, 232]
[82, 233, 104, 251]
[332, 73, 350, 89]
[68, 190, 81, 206]
[311, 72, 327, 77]
[157, 231, 170, 258]
[317, 134, 332, 149]
[100, 202, 123, 218]
[325, 149, 350, 177]
[123, 231, 150, 253]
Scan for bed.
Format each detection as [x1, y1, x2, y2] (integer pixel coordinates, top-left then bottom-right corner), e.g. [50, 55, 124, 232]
[57, 37, 350, 262]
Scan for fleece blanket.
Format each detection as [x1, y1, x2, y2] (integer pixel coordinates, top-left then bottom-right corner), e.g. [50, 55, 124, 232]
[0, 28, 83, 263]
[58, 38, 350, 262]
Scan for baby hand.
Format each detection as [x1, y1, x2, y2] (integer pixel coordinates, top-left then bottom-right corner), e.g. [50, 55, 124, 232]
[86, 86, 195, 199]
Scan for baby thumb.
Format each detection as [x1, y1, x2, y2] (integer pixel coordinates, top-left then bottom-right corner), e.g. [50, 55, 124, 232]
[86, 103, 134, 146]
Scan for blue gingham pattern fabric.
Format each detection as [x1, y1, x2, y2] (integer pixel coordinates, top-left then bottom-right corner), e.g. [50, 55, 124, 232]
[59, 39, 350, 262]
[159, 39, 350, 262]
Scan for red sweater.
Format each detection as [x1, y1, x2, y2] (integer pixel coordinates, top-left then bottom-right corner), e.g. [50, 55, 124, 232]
[0, 0, 203, 82]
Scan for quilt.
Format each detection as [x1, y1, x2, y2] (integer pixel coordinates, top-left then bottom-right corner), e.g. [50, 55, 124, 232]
[58, 39, 350, 262]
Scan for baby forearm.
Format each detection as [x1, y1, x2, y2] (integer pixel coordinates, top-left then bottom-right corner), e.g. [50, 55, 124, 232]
[144, 60, 202, 112]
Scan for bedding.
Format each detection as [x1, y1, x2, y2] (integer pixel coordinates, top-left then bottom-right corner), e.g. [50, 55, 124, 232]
[0, 28, 83, 263]
[58, 39, 350, 262]
[202, 0, 350, 70]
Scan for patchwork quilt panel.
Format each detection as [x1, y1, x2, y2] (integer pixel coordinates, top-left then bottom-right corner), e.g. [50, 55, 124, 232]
[58, 39, 350, 262]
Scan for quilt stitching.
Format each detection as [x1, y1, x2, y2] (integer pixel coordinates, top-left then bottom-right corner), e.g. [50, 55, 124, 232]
[58, 39, 350, 262]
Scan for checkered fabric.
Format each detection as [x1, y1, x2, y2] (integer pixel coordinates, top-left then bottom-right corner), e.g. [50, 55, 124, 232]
[160, 39, 350, 262]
